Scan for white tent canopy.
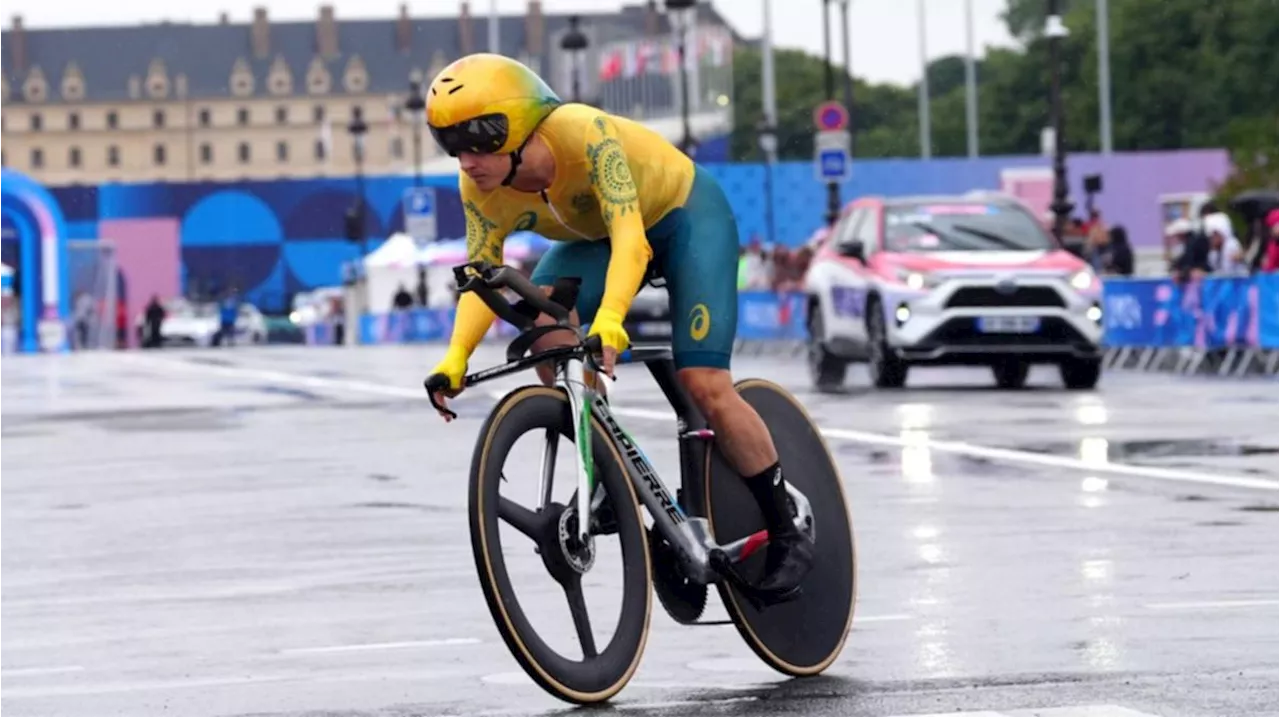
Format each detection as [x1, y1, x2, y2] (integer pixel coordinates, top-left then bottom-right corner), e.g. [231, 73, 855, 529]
[363, 232, 421, 269]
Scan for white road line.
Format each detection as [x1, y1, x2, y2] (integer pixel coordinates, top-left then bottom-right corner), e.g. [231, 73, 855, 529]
[1143, 598, 1279, 611]
[1004, 707, 1167, 717]
[120, 355, 1278, 492]
[3, 665, 85, 677]
[855, 613, 913, 623]
[279, 638, 481, 654]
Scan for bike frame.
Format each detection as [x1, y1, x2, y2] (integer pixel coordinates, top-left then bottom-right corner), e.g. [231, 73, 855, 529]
[549, 347, 815, 586]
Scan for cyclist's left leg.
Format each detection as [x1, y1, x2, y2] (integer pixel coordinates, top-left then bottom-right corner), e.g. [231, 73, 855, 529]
[658, 168, 813, 599]
[528, 239, 613, 394]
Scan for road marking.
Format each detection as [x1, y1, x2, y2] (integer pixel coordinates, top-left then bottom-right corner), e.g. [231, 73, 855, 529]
[856, 613, 913, 623]
[280, 638, 481, 654]
[896, 708, 1164, 717]
[3, 665, 85, 677]
[1143, 598, 1279, 611]
[120, 355, 1278, 493]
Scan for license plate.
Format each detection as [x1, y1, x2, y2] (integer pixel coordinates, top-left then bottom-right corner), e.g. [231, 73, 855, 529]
[977, 316, 1040, 333]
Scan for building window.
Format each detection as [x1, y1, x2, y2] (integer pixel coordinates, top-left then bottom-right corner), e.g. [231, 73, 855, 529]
[314, 139, 327, 161]
[30, 114, 43, 131]
[107, 145, 120, 166]
[199, 108, 212, 127]
[313, 105, 326, 123]
[238, 142, 251, 163]
[276, 141, 289, 162]
[154, 144, 167, 165]
[107, 111, 119, 130]
[153, 109, 165, 128]
[275, 106, 288, 125]
[68, 112, 81, 131]
[31, 148, 44, 168]
[69, 147, 81, 168]
[237, 108, 250, 126]
[199, 143, 213, 164]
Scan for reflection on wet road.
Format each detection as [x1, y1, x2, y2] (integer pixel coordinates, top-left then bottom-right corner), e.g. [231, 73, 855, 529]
[2, 347, 1276, 717]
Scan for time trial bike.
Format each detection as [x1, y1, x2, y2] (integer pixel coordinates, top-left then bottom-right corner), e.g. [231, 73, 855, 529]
[424, 261, 856, 705]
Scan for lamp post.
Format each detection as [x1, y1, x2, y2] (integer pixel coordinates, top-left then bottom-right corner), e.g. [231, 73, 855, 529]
[560, 15, 588, 102]
[821, 0, 840, 226]
[838, 0, 853, 158]
[665, 0, 696, 156]
[404, 73, 426, 187]
[347, 105, 369, 256]
[1045, 0, 1073, 244]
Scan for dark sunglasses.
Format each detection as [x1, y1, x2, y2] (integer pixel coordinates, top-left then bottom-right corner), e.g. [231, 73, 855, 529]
[429, 113, 510, 157]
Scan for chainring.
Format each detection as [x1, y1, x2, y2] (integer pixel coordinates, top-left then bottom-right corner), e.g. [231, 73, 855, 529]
[648, 527, 707, 625]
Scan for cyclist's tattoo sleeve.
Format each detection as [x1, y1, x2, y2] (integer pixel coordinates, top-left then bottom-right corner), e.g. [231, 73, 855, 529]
[448, 195, 507, 354]
[585, 115, 652, 318]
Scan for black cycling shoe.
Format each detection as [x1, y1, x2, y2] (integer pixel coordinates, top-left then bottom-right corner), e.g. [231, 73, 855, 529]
[752, 527, 815, 602]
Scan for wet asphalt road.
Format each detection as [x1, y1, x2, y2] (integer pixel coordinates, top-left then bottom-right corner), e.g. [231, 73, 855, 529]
[2, 345, 1277, 717]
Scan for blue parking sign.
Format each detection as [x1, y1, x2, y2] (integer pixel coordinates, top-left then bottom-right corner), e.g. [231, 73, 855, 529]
[403, 187, 438, 245]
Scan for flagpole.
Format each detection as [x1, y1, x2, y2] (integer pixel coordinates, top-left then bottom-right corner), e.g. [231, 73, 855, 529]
[1096, 0, 1113, 154]
[761, 0, 778, 245]
[964, 0, 979, 158]
[917, 0, 931, 159]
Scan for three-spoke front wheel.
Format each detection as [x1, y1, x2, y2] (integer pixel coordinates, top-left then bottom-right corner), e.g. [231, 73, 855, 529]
[468, 386, 652, 704]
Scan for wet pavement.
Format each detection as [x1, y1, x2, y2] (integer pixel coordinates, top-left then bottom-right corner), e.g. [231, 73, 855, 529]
[2, 345, 1277, 717]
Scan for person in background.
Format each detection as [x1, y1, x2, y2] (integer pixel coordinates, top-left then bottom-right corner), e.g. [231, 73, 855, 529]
[392, 283, 414, 311]
[143, 295, 166, 348]
[1105, 226, 1134, 276]
[218, 290, 240, 347]
[1203, 212, 1247, 274]
[115, 299, 129, 349]
[414, 267, 429, 307]
[73, 291, 96, 349]
[1259, 209, 1279, 273]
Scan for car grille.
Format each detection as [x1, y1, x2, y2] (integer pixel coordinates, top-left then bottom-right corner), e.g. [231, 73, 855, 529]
[922, 316, 1087, 346]
[945, 286, 1065, 308]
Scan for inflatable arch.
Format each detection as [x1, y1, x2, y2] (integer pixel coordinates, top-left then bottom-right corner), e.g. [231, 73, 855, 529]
[1, 168, 70, 352]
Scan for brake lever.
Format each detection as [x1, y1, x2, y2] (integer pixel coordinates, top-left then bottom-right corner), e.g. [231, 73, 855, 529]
[423, 374, 460, 421]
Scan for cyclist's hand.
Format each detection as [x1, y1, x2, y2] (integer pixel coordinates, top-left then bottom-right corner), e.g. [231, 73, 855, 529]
[427, 345, 469, 422]
[587, 308, 629, 377]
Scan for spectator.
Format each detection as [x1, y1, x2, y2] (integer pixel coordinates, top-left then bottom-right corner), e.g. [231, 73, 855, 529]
[1259, 209, 1279, 273]
[143, 295, 166, 348]
[1097, 225, 1135, 276]
[415, 267, 429, 307]
[1204, 212, 1247, 274]
[218, 290, 240, 347]
[392, 283, 414, 310]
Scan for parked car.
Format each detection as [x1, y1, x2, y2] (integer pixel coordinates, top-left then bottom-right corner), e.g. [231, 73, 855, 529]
[803, 193, 1104, 391]
[136, 299, 268, 347]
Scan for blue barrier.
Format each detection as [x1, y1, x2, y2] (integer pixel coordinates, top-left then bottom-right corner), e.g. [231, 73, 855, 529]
[351, 292, 813, 346]
[1102, 274, 1279, 350]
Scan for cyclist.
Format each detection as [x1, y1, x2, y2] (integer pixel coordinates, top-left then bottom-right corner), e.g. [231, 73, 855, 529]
[423, 53, 812, 603]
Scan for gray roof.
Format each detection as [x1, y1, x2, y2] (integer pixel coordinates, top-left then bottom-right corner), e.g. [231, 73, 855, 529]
[1, 3, 736, 104]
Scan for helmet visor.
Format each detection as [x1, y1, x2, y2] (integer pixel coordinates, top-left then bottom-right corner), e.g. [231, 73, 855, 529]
[429, 113, 510, 157]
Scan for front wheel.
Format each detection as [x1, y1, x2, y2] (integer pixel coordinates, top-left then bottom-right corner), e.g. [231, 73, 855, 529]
[867, 300, 908, 389]
[468, 386, 652, 704]
[807, 305, 847, 392]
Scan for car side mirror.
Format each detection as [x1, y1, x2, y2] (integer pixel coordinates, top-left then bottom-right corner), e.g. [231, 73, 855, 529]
[837, 239, 866, 262]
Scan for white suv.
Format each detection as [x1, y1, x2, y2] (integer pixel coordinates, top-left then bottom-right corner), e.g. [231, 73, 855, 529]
[803, 195, 1104, 390]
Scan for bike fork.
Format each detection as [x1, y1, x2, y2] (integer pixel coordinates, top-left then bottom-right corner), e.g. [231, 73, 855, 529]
[558, 358, 594, 546]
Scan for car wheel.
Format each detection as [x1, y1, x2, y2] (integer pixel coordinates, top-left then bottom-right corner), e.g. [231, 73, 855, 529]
[866, 299, 908, 389]
[807, 304, 847, 392]
[992, 359, 1030, 389]
[1060, 357, 1102, 390]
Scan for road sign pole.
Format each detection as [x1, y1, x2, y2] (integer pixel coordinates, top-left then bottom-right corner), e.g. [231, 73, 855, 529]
[813, 101, 851, 226]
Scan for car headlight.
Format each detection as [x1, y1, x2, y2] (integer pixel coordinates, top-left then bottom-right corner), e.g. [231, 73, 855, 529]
[1069, 270, 1095, 291]
[897, 269, 938, 290]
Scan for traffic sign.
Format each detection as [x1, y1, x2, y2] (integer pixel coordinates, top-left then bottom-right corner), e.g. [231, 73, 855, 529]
[403, 187, 438, 246]
[813, 101, 849, 132]
[813, 130, 852, 182]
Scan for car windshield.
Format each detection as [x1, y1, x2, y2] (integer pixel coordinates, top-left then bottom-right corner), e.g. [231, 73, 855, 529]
[883, 202, 1055, 253]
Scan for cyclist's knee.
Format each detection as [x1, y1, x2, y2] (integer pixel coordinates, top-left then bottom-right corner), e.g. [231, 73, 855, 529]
[677, 367, 735, 421]
[532, 286, 580, 385]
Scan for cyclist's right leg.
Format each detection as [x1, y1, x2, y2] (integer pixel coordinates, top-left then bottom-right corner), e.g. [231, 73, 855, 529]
[528, 240, 612, 393]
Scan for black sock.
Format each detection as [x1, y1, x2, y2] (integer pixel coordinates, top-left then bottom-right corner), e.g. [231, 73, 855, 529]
[744, 462, 793, 533]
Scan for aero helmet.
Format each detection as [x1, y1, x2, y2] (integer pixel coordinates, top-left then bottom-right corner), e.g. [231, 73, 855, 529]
[426, 53, 562, 158]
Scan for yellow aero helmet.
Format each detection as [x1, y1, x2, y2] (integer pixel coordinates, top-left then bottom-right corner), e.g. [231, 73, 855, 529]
[426, 53, 562, 157]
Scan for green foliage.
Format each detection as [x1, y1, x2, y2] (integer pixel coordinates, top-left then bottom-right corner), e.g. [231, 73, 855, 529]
[730, 0, 1278, 164]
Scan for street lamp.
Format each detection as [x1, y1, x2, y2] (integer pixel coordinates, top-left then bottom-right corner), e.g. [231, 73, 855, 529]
[404, 72, 426, 187]
[560, 15, 588, 102]
[665, 0, 696, 156]
[1045, 0, 1074, 244]
[821, 0, 840, 226]
[346, 105, 370, 256]
[758, 119, 778, 245]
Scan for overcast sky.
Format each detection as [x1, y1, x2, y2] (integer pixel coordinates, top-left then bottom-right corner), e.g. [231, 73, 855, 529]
[5, 0, 1019, 87]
